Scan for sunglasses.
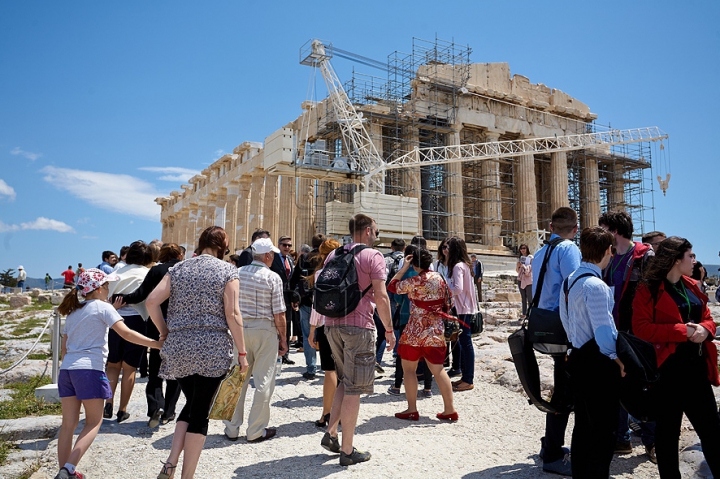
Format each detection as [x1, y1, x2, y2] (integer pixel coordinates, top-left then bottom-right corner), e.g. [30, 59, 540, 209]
[442, 245, 449, 250]
[280, 243, 292, 248]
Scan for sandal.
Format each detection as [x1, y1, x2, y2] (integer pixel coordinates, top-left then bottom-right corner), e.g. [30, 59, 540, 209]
[158, 461, 176, 479]
[314, 412, 330, 428]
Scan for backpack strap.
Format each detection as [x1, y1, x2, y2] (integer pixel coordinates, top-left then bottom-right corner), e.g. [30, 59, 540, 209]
[562, 272, 598, 302]
[530, 237, 567, 309]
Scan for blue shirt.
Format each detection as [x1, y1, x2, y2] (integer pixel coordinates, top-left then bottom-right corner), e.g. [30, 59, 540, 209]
[559, 263, 618, 359]
[531, 234, 581, 311]
[97, 261, 114, 275]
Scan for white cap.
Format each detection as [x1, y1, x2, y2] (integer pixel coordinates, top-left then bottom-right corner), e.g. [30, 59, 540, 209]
[251, 238, 280, 254]
[17, 265, 23, 270]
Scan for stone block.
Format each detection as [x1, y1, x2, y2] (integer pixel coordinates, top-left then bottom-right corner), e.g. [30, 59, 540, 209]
[9, 296, 31, 308]
[29, 288, 42, 298]
[34, 383, 60, 404]
[51, 293, 65, 305]
[37, 295, 51, 304]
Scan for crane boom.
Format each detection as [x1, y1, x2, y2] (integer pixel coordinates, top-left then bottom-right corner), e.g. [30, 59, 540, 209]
[371, 127, 667, 177]
[301, 40, 385, 192]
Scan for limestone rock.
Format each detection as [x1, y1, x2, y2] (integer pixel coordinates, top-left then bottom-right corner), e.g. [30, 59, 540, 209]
[37, 295, 51, 304]
[0, 416, 62, 441]
[9, 296, 31, 308]
[29, 288, 42, 298]
[51, 293, 64, 305]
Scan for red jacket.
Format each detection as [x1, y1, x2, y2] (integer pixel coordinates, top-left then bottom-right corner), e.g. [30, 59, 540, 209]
[632, 276, 718, 386]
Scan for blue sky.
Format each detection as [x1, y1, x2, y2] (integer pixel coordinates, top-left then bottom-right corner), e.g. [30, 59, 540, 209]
[1, 1, 718, 279]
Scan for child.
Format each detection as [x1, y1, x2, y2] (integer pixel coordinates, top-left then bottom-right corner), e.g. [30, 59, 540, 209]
[54, 269, 162, 479]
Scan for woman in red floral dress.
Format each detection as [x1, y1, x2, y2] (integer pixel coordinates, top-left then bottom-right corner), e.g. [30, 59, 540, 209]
[387, 248, 458, 422]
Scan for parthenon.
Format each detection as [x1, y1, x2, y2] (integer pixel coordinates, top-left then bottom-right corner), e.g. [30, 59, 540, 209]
[156, 38, 659, 258]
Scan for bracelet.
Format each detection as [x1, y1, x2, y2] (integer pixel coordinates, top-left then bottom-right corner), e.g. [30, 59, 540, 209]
[238, 352, 247, 357]
[384, 330, 394, 335]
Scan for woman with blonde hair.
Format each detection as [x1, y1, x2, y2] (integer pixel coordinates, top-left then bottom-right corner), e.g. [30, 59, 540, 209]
[308, 238, 342, 427]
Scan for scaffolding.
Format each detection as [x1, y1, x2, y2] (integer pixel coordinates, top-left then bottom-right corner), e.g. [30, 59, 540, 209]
[300, 36, 657, 245]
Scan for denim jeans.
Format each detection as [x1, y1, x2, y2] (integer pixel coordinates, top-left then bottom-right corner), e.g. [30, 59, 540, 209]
[457, 314, 475, 384]
[299, 305, 317, 374]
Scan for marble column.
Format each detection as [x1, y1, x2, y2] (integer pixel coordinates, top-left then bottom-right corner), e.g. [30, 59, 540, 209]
[263, 175, 280, 239]
[224, 183, 239, 253]
[517, 154, 539, 232]
[236, 178, 251, 250]
[446, 130, 465, 238]
[550, 151, 569, 211]
[278, 175, 296, 244]
[174, 208, 186, 248]
[611, 162, 625, 211]
[404, 129, 423, 234]
[295, 178, 315, 246]
[482, 132, 502, 247]
[248, 174, 266, 236]
[186, 202, 200, 251]
[583, 158, 601, 229]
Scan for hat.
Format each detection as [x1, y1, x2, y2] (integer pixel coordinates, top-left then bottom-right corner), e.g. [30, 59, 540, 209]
[17, 265, 23, 270]
[251, 237, 280, 255]
[76, 268, 119, 296]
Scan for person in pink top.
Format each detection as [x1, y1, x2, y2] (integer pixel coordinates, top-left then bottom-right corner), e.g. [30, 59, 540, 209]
[445, 236, 479, 392]
[516, 244, 534, 319]
[319, 214, 395, 467]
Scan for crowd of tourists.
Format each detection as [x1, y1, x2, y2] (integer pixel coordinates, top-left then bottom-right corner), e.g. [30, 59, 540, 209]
[51, 208, 718, 479]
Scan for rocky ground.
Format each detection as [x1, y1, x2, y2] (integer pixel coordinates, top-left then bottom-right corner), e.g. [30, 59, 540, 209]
[0, 279, 718, 479]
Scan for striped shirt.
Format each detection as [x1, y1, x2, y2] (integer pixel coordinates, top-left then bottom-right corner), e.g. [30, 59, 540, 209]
[238, 261, 286, 321]
[559, 262, 618, 359]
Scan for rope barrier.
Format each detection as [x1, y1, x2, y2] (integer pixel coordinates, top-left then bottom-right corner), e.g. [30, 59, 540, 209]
[0, 313, 54, 375]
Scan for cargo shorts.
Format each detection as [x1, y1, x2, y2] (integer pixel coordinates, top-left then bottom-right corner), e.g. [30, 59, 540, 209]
[326, 326, 376, 395]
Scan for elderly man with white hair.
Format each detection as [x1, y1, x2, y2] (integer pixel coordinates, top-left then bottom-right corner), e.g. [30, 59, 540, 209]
[224, 237, 288, 442]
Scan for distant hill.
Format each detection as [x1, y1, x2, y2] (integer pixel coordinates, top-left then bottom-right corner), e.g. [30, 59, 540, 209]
[705, 264, 720, 277]
[18, 277, 65, 290]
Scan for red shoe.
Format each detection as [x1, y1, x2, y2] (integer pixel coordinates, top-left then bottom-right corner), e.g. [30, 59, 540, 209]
[436, 411, 459, 422]
[394, 411, 420, 421]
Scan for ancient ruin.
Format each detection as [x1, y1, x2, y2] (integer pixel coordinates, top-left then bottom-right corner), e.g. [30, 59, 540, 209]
[156, 38, 666, 261]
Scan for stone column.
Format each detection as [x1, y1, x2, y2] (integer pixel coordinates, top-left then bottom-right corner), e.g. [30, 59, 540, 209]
[248, 174, 265, 235]
[263, 175, 280, 239]
[278, 175, 296, 244]
[296, 178, 315, 246]
[550, 151, 569, 211]
[583, 158, 601, 229]
[235, 178, 251, 250]
[404, 128, 423, 234]
[186, 202, 200, 251]
[224, 183, 239, 253]
[482, 132, 502, 247]
[517, 154, 539, 232]
[446, 129, 465, 238]
[174, 208, 186, 248]
[196, 200, 210, 240]
[611, 162, 625, 211]
[212, 190, 227, 231]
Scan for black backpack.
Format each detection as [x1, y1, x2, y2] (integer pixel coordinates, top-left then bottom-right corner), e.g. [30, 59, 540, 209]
[314, 245, 371, 318]
[384, 251, 402, 286]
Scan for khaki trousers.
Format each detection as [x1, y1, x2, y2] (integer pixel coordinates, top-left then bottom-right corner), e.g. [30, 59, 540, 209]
[223, 322, 278, 440]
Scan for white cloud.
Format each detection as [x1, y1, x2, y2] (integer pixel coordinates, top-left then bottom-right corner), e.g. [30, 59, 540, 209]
[138, 166, 201, 183]
[10, 147, 42, 161]
[0, 217, 75, 233]
[42, 166, 161, 221]
[0, 179, 16, 200]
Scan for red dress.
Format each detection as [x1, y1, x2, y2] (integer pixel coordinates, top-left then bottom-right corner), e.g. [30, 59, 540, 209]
[388, 271, 453, 364]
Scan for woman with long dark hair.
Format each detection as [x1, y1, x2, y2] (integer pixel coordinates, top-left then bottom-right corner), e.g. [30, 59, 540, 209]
[632, 236, 720, 479]
[445, 236, 478, 392]
[387, 248, 457, 421]
[146, 226, 248, 479]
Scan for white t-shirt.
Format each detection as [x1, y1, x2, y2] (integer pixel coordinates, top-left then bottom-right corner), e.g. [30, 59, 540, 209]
[61, 300, 123, 371]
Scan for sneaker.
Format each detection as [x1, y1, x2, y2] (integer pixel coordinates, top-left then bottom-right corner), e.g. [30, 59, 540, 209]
[117, 411, 130, 423]
[375, 363, 385, 374]
[614, 441, 633, 454]
[387, 386, 402, 396]
[538, 437, 571, 460]
[447, 369, 462, 378]
[160, 413, 175, 425]
[103, 403, 113, 419]
[148, 409, 163, 428]
[321, 431, 341, 454]
[340, 447, 371, 466]
[645, 445, 657, 464]
[302, 372, 316, 380]
[54, 468, 84, 479]
[421, 389, 433, 398]
[542, 453, 572, 475]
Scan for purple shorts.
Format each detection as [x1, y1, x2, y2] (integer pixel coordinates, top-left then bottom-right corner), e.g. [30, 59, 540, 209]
[58, 369, 113, 400]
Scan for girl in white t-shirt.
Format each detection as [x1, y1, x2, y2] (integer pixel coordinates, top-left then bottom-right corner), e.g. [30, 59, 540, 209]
[54, 269, 161, 479]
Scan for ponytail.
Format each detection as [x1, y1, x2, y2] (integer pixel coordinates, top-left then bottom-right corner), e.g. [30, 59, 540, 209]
[57, 288, 84, 316]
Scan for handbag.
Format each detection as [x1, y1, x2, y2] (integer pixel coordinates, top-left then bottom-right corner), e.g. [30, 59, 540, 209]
[526, 237, 570, 356]
[208, 365, 246, 421]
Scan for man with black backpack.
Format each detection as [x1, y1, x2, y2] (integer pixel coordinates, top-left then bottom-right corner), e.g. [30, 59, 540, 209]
[316, 213, 395, 466]
[531, 207, 581, 476]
